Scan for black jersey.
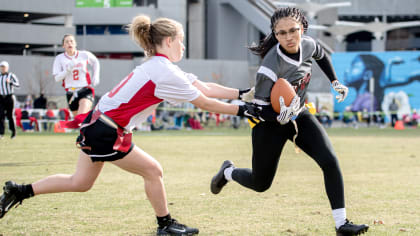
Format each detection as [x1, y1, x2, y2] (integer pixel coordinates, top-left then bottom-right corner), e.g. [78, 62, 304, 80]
[254, 35, 324, 108]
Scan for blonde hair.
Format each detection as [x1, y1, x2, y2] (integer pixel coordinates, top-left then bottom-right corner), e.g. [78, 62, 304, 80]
[128, 15, 182, 57]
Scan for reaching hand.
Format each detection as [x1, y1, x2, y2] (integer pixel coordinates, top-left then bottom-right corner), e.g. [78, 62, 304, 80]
[239, 87, 255, 103]
[276, 95, 300, 125]
[237, 103, 264, 121]
[332, 80, 348, 103]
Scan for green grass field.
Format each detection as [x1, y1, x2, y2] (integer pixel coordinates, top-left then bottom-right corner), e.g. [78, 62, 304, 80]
[0, 127, 419, 235]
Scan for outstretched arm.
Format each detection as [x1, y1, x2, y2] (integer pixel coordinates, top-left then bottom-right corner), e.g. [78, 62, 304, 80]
[190, 93, 260, 120]
[192, 80, 239, 99]
[190, 93, 239, 115]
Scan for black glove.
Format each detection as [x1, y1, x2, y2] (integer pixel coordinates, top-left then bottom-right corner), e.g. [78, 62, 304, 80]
[237, 103, 263, 121]
[238, 88, 251, 98]
[238, 87, 255, 102]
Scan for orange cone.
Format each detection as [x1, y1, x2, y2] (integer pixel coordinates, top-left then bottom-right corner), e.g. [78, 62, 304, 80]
[54, 122, 66, 133]
[394, 120, 405, 130]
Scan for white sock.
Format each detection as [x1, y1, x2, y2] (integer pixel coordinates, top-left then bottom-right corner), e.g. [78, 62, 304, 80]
[223, 166, 234, 181]
[332, 208, 347, 229]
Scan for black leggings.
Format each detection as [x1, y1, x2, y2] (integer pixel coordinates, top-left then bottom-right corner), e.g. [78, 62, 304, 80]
[232, 110, 345, 209]
[0, 95, 15, 135]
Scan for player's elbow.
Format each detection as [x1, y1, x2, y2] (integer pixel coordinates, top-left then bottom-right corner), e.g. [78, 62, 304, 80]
[195, 99, 212, 111]
[190, 95, 212, 111]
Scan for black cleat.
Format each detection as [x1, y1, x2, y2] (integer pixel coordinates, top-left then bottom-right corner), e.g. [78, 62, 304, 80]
[210, 160, 234, 194]
[156, 219, 199, 235]
[0, 181, 25, 219]
[336, 219, 369, 236]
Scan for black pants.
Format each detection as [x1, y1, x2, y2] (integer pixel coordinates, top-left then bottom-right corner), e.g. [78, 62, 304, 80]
[0, 95, 16, 135]
[66, 87, 94, 112]
[390, 114, 398, 127]
[232, 110, 345, 210]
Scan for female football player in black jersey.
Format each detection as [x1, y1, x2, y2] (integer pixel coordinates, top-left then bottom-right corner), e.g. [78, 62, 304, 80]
[211, 7, 368, 236]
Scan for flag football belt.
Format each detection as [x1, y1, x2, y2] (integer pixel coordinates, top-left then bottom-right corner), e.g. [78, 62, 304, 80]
[78, 110, 132, 153]
[98, 113, 119, 130]
[247, 102, 317, 154]
[66, 87, 84, 92]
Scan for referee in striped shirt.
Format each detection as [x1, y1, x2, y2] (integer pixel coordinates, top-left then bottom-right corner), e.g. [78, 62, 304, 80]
[0, 61, 20, 139]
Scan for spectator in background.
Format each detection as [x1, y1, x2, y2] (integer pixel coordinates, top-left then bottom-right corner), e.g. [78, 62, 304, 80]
[33, 93, 47, 109]
[412, 109, 419, 127]
[0, 61, 20, 139]
[343, 106, 357, 128]
[319, 106, 332, 128]
[187, 112, 203, 130]
[24, 95, 33, 109]
[389, 98, 399, 127]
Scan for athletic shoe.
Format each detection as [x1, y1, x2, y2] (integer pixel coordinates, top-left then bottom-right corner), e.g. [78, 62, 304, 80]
[210, 160, 234, 194]
[0, 181, 25, 219]
[156, 219, 199, 235]
[336, 219, 369, 236]
[10, 132, 16, 139]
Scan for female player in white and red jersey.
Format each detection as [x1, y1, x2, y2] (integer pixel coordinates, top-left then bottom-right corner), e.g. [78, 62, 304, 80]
[53, 34, 100, 117]
[0, 15, 258, 235]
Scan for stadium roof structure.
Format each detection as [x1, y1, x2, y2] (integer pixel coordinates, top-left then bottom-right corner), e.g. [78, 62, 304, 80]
[311, 18, 420, 41]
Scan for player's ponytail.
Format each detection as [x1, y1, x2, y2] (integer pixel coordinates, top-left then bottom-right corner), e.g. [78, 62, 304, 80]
[128, 15, 155, 57]
[248, 33, 278, 59]
[128, 15, 182, 58]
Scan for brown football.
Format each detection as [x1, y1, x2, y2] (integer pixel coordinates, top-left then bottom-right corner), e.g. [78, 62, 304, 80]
[270, 78, 296, 113]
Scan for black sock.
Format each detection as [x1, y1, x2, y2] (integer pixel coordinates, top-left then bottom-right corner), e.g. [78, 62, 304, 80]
[157, 213, 172, 227]
[21, 184, 34, 199]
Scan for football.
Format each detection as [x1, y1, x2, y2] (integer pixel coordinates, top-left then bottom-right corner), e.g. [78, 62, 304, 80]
[270, 78, 296, 113]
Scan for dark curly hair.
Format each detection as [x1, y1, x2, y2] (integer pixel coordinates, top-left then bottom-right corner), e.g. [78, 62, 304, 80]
[248, 7, 308, 59]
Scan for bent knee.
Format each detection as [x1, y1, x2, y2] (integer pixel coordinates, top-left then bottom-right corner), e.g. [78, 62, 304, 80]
[254, 182, 272, 193]
[144, 162, 164, 179]
[71, 178, 94, 192]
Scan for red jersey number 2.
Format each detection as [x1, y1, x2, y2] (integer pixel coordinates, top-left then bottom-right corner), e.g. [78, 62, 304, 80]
[73, 70, 79, 80]
[108, 72, 134, 98]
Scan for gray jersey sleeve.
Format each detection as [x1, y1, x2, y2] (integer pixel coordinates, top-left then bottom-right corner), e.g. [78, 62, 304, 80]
[254, 72, 274, 104]
[311, 38, 325, 60]
[254, 47, 281, 105]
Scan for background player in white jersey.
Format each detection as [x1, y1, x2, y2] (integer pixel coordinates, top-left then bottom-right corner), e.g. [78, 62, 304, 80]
[53, 34, 100, 117]
[210, 7, 368, 236]
[0, 15, 258, 235]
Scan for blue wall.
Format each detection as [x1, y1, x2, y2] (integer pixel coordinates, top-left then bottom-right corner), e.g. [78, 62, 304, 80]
[332, 51, 420, 113]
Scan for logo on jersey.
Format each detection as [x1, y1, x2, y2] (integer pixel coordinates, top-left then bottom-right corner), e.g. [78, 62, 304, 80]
[292, 73, 311, 92]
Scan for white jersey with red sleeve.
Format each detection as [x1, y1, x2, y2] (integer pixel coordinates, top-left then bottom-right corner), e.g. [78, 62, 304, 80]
[52, 50, 100, 90]
[97, 55, 201, 131]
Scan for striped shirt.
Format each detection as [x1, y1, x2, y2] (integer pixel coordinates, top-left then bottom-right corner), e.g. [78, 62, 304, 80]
[0, 72, 20, 95]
